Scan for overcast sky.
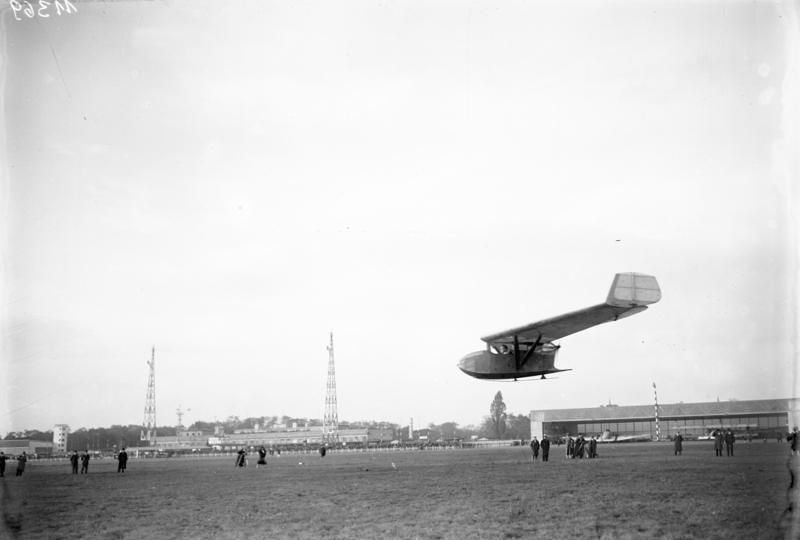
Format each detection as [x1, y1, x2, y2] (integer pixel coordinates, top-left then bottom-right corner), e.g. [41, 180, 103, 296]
[1, 0, 797, 435]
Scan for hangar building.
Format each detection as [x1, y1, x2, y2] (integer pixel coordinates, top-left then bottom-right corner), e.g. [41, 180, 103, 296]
[0, 439, 55, 458]
[530, 398, 799, 441]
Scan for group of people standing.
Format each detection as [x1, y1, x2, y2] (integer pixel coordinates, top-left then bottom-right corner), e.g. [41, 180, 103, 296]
[0, 451, 26, 477]
[712, 429, 736, 457]
[69, 450, 92, 473]
[530, 435, 598, 461]
[65, 448, 127, 474]
[565, 434, 598, 459]
[528, 436, 551, 462]
[235, 445, 282, 468]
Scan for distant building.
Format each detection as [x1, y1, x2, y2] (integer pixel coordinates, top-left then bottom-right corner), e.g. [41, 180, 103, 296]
[0, 440, 55, 458]
[530, 398, 799, 441]
[53, 424, 69, 453]
[147, 426, 394, 452]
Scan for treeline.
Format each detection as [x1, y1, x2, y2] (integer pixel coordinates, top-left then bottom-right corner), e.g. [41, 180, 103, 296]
[4, 392, 532, 449]
[4, 426, 177, 452]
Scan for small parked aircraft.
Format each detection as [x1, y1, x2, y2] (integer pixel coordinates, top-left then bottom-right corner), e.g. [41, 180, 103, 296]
[596, 430, 652, 443]
[458, 272, 661, 380]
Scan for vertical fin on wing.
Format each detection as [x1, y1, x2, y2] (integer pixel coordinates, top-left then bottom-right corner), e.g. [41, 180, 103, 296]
[606, 273, 661, 307]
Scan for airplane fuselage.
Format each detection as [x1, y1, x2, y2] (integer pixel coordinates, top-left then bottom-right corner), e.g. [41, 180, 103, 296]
[457, 348, 561, 380]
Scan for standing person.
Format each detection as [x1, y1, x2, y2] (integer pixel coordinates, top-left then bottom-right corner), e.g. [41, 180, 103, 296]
[70, 451, 79, 474]
[257, 446, 267, 468]
[589, 436, 597, 458]
[16, 452, 27, 476]
[117, 448, 128, 473]
[530, 437, 540, 461]
[80, 451, 90, 474]
[235, 448, 247, 467]
[714, 430, 724, 457]
[0, 451, 6, 477]
[566, 435, 574, 459]
[787, 427, 798, 455]
[541, 436, 550, 462]
[673, 433, 683, 456]
[576, 436, 585, 459]
[725, 430, 735, 457]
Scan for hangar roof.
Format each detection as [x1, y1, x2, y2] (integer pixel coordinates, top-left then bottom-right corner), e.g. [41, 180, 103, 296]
[533, 398, 798, 422]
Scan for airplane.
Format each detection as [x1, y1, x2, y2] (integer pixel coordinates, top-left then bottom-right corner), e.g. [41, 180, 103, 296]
[596, 430, 652, 443]
[457, 272, 661, 380]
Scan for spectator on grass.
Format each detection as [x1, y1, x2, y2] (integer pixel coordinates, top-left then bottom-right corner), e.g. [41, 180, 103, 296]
[80, 451, 90, 473]
[575, 435, 585, 459]
[589, 436, 597, 458]
[236, 448, 247, 467]
[530, 437, 540, 461]
[566, 435, 574, 459]
[70, 451, 79, 474]
[788, 427, 799, 455]
[16, 452, 27, 476]
[0, 451, 6, 477]
[257, 446, 267, 467]
[673, 433, 683, 456]
[713, 431, 724, 457]
[725, 430, 735, 457]
[118, 448, 128, 473]
[541, 436, 550, 462]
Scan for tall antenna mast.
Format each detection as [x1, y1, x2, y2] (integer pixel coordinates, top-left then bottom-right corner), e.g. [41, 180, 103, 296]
[322, 332, 339, 443]
[652, 381, 660, 441]
[141, 346, 157, 445]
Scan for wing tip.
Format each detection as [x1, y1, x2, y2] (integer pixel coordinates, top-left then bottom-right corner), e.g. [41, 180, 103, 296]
[607, 272, 661, 307]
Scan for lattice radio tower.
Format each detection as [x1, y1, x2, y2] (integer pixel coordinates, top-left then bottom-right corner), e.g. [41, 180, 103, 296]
[140, 346, 157, 445]
[322, 332, 339, 443]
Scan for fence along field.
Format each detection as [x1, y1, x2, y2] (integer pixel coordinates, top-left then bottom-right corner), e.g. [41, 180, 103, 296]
[0, 442, 794, 539]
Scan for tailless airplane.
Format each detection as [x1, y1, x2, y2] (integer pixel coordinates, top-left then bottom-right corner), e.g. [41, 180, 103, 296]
[458, 272, 661, 381]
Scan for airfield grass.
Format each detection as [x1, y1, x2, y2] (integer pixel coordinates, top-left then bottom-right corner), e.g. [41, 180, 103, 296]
[0, 442, 795, 539]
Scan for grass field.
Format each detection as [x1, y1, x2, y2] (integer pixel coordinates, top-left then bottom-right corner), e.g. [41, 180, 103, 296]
[1, 441, 796, 539]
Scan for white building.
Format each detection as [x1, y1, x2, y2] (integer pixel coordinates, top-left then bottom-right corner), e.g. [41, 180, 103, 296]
[53, 424, 69, 453]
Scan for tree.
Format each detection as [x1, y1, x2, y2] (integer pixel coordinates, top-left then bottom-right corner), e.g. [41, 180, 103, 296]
[489, 391, 507, 439]
[505, 414, 531, 441]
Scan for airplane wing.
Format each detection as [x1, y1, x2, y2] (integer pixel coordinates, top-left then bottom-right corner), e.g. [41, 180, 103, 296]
[481, 273, 661, 346]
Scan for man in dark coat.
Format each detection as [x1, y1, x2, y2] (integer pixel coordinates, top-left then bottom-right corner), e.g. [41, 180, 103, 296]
[540, 436, 550, 462]
[725, 430, 735, 456]
[566, 436, 574, 459]
[674, 433, 683, 456]
[589, 436, 597, 458]
[713, 431, 724, 457]
[0, 451, 6, 477]
[117, 448, 128, 473]
[576, 436, 586, 459]
[787, 427, 798, 455]
[80, 451, 90, 473]
[16, 452, 27, 476]
[70, 451, 79, 474]
[530, 437, 540, 461]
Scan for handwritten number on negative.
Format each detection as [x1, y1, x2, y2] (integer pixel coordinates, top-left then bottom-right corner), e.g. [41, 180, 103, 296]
[9, 0, 76, 20]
